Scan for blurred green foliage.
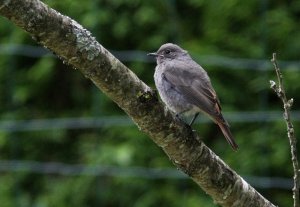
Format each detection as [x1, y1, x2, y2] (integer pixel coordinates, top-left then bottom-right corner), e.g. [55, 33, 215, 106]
[0, 0, 300, 206]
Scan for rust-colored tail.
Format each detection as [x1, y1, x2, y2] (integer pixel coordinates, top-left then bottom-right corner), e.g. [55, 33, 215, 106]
[217, 122, 239, 151]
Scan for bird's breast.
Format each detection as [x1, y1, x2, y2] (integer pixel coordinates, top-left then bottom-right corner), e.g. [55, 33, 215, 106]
[154, 66, 195, 114]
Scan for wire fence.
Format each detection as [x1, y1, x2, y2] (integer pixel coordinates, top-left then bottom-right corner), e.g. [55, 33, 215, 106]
[1, 44, 300, 70]
[0, 43, 297, 191]
[0, 160, 293, 189]
[0, 111, 299, 132]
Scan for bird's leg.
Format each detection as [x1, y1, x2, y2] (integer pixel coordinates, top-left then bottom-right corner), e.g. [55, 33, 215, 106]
[174, 113, 192, 131]
[174, 112, 198, 133]
[189, 112, 199, 126]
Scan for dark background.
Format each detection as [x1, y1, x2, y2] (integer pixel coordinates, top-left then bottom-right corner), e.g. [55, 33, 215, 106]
[0, 0, 300, 206]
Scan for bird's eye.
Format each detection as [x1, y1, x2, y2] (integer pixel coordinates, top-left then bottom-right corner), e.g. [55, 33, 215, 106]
[165, 49, 171, 54]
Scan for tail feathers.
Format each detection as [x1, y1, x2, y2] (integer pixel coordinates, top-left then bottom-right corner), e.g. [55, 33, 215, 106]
[217, 122, 239, 151]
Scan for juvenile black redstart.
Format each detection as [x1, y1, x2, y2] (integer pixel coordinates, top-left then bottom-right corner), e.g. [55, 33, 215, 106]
[148, 43, 238, 150]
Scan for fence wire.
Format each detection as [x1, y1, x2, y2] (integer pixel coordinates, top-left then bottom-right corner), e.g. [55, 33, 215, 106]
[0, 111, 299, 132]
[0, 43, 297, 192]
[0, 160, 293, 189]
[1, 44, 300, 70]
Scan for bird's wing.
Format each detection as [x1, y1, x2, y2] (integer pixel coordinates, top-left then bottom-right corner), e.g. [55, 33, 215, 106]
[162, 63, 225, 123]
[162, 61, 238, 149]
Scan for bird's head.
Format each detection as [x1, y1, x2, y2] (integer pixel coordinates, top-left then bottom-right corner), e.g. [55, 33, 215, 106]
[148, 43, 188, 64]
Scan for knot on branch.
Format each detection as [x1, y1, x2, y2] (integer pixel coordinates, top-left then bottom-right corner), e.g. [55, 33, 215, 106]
[287, 98, 294, 108]
[137, 89, 158, 105]
[287, 127, 294, 135]
[269, 80, 283, 98]
[269, 80, 276, 89]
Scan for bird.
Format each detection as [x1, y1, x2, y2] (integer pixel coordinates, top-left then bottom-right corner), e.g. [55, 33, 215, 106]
[148, 43, 238, 150]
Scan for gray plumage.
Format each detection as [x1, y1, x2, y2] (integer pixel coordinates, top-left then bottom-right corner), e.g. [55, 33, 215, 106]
[148, 43, 238, 150]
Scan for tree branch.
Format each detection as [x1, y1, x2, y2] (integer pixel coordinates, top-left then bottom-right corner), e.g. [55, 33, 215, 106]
[0, 0, 276, 206]
[270, 53, 300, 207]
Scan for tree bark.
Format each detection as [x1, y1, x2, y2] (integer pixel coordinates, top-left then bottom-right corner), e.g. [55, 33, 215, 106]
[0, 0, 276, 206]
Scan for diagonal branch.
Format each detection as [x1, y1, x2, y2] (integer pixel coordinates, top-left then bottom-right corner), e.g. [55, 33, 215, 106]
[0, 0, 276, 206]
[270, 53, 300, 207]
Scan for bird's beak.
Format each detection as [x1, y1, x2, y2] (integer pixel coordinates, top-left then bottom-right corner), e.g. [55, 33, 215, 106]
[148, 52, 164, 58]
[147, 52, 158, 57]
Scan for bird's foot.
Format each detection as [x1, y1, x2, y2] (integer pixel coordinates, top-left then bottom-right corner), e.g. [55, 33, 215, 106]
[175, 113, 185, 123]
